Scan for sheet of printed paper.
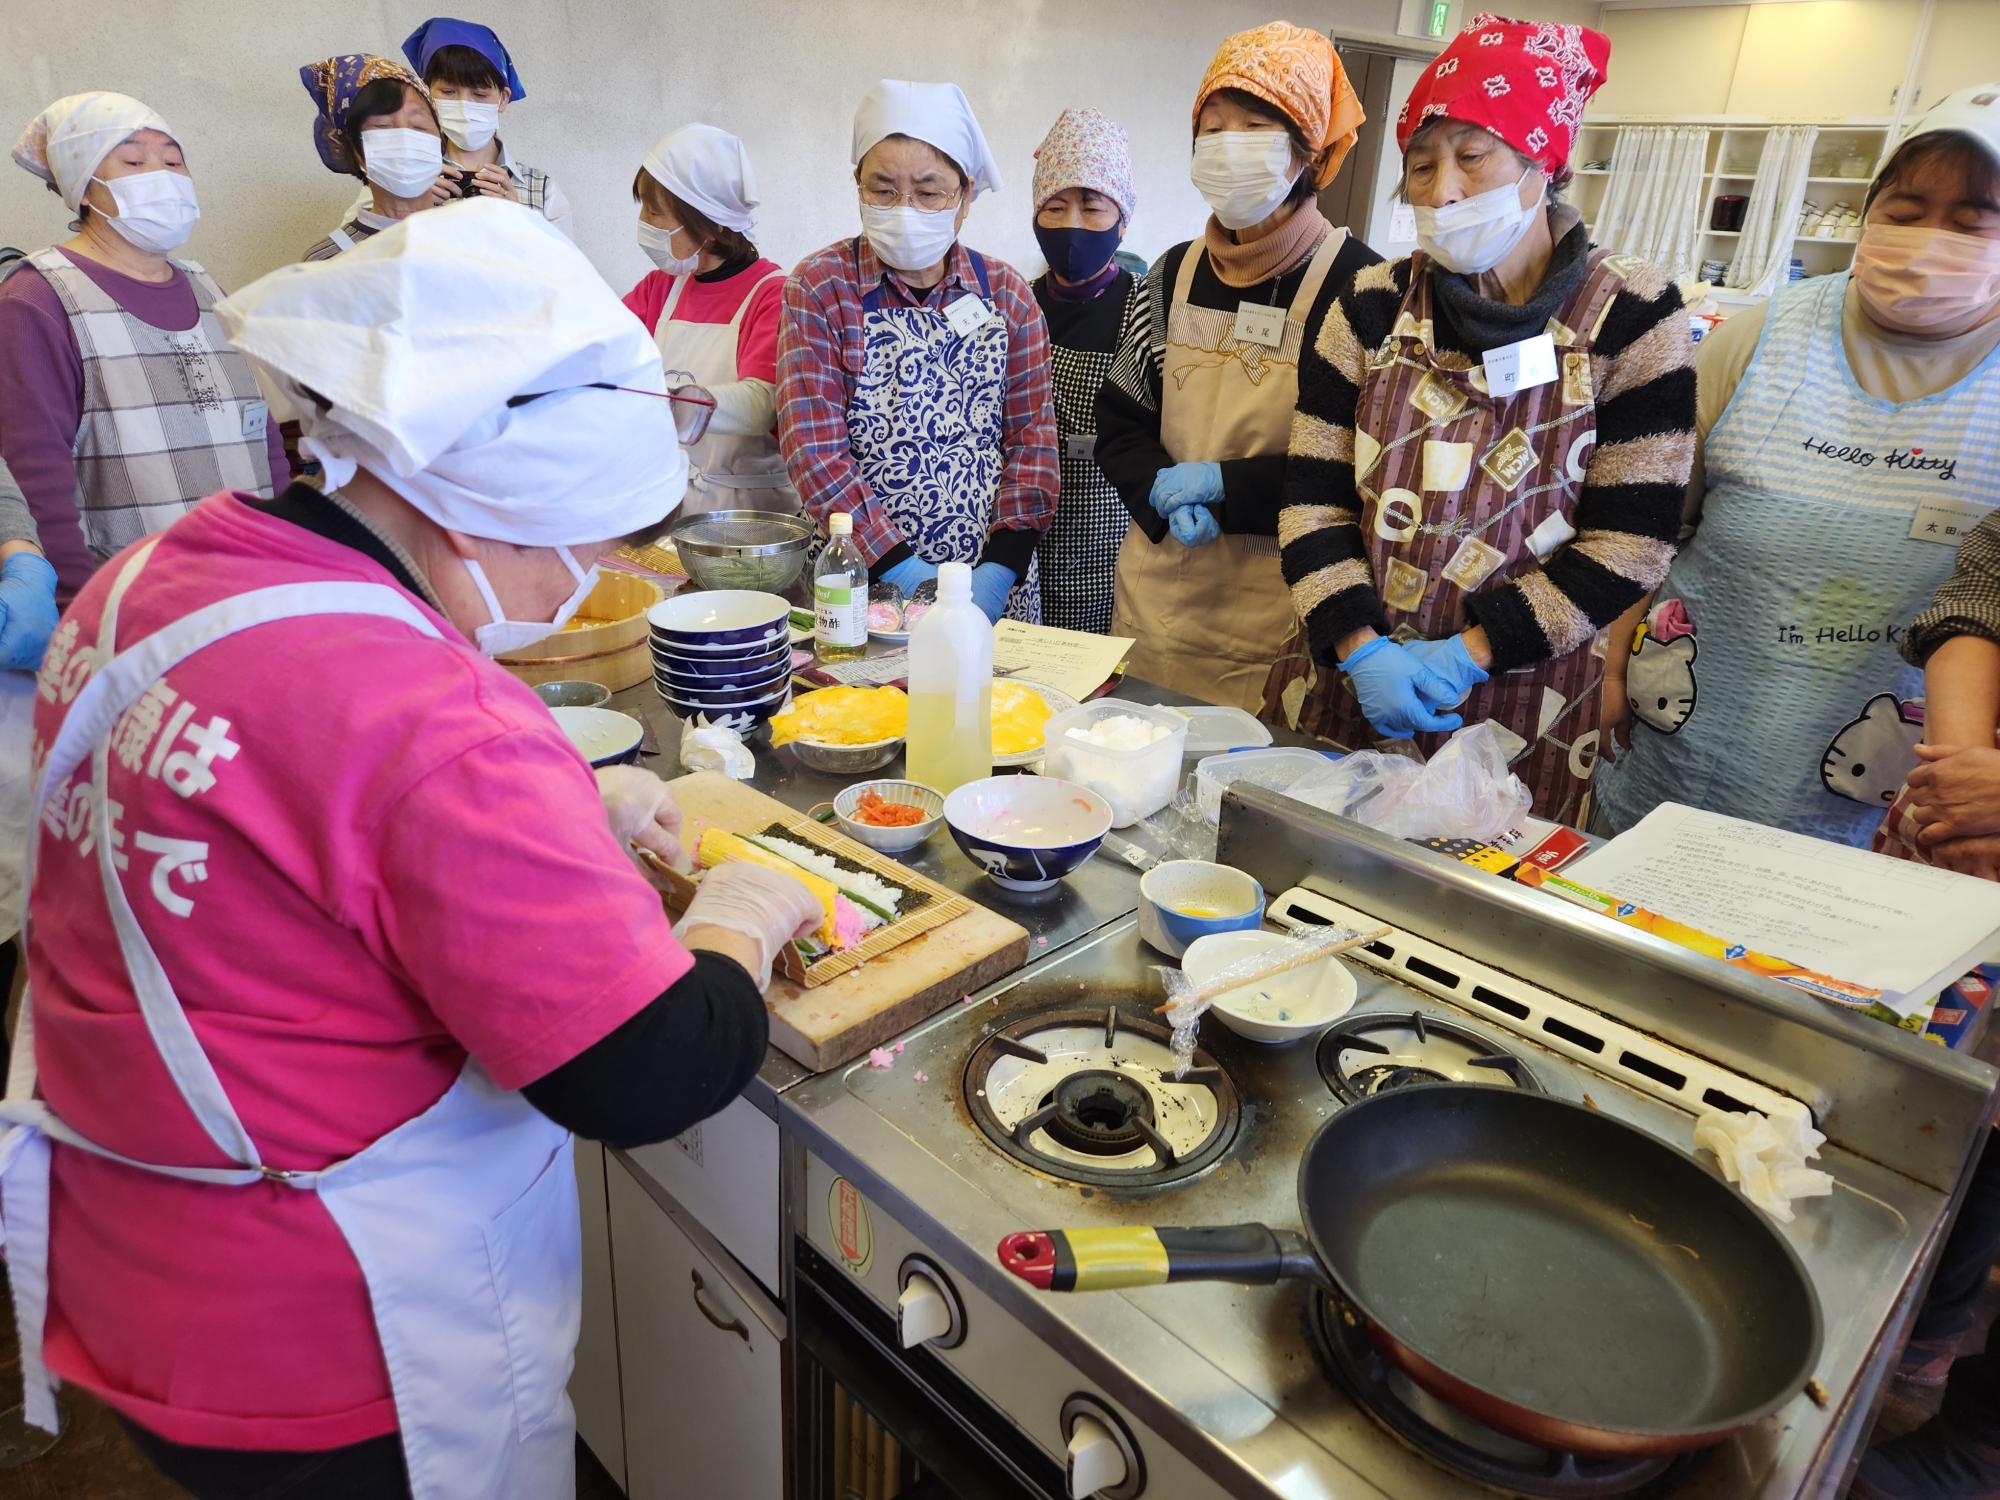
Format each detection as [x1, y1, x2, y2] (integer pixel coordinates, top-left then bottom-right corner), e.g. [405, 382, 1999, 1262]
[991, 621, 1134, 701]
[1567, 802, 2000, 1000]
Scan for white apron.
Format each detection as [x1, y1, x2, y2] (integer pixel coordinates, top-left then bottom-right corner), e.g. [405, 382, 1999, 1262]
[656, 269, 800, 518]
[0, 542, 579, 1500]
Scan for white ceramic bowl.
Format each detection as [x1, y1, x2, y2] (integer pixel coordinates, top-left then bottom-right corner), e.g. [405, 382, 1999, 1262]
[790, 736, 903, 774]
[830, 779, 945, 854]
[1181, 929, 1357, 1044]
[550, 706, 644, 767]
[943, 774, 1112, 892]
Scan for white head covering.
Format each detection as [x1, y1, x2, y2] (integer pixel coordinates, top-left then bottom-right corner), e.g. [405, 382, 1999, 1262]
[1897, 81, 2000, 167]
[13, 91, 176, 212]
[642, 123, 760, 235]
[217, 199, 687, 548]
[851, 80, 1001, 199]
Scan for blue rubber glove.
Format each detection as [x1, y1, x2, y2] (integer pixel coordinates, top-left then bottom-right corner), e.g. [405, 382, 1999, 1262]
[0, 553, 59, 673]
[1339, 636, 1464, 740]
[1169, 505, 1220, 548]
[1402, 634, 1490, 709]
[969, 562, 1015, 622]
[1147, 460, 1224, 519]
[878, 555, 939, 595]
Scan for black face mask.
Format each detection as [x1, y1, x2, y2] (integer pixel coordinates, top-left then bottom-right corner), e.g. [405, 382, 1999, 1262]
[1034, 221, 1122, 283]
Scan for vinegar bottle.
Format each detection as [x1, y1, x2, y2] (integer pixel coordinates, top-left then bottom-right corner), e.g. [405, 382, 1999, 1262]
[904, 562, 993, 795]
[813, 513, 868, 665]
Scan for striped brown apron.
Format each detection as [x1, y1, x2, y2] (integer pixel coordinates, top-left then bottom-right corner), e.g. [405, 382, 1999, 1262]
[1262, 249, 1626, 825]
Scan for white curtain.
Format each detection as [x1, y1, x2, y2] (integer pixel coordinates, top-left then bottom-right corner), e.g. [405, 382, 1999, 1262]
[1727, 125, 1819, 296]
[1593, 126, 1711, 281]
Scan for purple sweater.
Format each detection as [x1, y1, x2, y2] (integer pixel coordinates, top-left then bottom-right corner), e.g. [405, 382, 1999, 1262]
[0, 247, 291, 604]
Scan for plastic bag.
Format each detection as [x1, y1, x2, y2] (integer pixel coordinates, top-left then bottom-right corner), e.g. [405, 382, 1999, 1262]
[680, 717, 755, 780]
[1281, 721, 1530, 841]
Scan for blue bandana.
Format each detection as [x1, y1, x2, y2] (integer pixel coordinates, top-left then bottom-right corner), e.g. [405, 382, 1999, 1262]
[400, 17, 526, 100]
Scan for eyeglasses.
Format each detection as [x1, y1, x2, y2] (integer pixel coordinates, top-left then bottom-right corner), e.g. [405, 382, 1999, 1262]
[859, 184, 962, 214]
[507, 377, 717, 445]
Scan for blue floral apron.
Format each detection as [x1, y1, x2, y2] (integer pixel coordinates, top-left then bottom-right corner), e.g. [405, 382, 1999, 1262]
[845, 244, 1039, 621]
[1594, 271, 2000, 844]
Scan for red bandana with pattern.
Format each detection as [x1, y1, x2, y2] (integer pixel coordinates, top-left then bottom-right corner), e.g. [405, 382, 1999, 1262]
[1396, 12, 1610, 175]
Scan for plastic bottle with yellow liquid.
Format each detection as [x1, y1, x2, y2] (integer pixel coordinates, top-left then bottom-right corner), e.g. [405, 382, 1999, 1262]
[904, 561, 992, 795]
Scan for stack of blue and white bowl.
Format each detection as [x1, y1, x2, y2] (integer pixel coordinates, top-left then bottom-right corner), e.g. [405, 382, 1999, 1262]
[647, 590, 796, 733]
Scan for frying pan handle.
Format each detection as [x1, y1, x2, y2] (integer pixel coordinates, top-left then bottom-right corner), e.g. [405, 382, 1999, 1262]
[998, 1226, 1324, 1292]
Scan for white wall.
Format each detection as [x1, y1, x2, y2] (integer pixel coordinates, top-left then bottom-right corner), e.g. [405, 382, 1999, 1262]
[5, 0, 1431, 299]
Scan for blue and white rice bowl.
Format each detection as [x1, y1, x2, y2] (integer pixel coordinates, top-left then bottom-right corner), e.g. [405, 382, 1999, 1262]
[649, 636, 793, 683]
[550, 706, 645, 767]
[646, 590, 791, 652]
[654, 669, 795, 709]
[943, 775, 1112, 893]
[657, 680, 791, 733]
[653, 652, 792, 695]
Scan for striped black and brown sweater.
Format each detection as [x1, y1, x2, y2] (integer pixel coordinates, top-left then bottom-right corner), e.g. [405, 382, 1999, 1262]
[1277, 231, 1696, 674]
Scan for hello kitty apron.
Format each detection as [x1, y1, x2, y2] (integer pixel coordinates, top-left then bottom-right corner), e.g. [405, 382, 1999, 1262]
[1262, 249, 1626, 825]
[1593, 272, 2000, 844]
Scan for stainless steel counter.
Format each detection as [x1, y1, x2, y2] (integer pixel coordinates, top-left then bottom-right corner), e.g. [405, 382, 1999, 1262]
[609, 666, 1319, 1111]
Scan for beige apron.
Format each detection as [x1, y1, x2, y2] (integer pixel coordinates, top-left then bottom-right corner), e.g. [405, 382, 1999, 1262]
[1110, 231, 1343, 710]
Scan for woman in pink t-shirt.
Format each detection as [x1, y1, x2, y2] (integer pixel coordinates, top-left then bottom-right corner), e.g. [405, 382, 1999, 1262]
[625, 123, 800, 518]
[5, 201, 819, 1500]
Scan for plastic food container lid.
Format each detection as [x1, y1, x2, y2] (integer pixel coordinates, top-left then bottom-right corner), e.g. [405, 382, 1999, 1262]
[1169, 705, 1275, 758]
[1194, 746, 1343, 824]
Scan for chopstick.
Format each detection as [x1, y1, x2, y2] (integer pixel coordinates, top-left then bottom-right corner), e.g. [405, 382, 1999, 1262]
[1153, 926, 1392, 1013]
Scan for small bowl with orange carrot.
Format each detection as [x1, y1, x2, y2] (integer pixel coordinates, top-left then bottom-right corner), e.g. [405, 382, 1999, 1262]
[827, 780, 946, 855]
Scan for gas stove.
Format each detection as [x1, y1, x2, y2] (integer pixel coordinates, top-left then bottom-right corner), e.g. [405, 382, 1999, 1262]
[781, 787, 1998, 1500]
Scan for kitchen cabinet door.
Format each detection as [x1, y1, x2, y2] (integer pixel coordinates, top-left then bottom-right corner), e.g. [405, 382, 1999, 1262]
[572, 1137, 625, 1488]
[608, 1156, 783, 1500]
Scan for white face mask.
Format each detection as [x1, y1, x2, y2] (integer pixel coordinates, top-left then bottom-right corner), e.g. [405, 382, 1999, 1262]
[859, 203, 959, 272]
[435, 99, 500, 151]
[462, 546, 598, 657]
[637, 220, 701, 276]
[1415, 168, 1547, 276]
[1190, 131, 1300, 231]
[95, 169, 200, 254]
[362, 127, 444, 200]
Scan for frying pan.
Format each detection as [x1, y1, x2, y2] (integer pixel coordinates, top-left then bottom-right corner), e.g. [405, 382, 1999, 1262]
[998, 1085, 1823, 1457]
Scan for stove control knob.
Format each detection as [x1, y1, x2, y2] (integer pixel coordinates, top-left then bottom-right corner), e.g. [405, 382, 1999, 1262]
[897, 1274, 952, 1349]
[1067, 1416, 1127, 1498]
[895, 1257, 966, 1349]
[1060, 1395, 1144, 1498]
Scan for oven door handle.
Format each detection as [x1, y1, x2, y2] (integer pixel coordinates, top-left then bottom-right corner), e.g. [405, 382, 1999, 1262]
[691, 1268, 751, 1342]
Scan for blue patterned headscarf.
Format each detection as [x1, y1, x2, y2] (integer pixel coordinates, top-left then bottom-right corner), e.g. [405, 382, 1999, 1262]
[401, 18, 527, 99]
[299, 54, 430, 174]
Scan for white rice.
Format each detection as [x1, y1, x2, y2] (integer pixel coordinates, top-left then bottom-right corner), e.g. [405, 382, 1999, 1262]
[752, 835, 905, 917]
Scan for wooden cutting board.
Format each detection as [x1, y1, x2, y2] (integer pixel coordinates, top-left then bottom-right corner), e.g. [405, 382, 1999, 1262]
[651, 771, 1030, 1071]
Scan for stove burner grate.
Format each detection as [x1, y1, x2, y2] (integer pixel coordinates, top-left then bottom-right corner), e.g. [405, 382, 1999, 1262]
[1317, 1010, 1540, 1104]
[1303, 1292, 1698, 1498]
[963, 1007, 1239, 1188]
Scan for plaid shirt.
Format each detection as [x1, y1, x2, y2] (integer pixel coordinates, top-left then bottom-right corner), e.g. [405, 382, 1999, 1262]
[1904, 508, 2000, 666]
[777, 237, 1058, 564]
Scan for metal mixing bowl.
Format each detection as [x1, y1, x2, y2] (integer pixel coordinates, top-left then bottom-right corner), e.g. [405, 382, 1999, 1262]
[671, 510, 816, 593]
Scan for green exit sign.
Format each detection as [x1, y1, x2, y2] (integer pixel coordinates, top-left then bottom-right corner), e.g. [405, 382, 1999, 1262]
[1427, 0, 1451, 37]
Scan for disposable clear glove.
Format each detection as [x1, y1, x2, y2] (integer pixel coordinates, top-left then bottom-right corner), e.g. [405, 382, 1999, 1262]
[879, 555, 939, 595]
[1401, 634, 1490, 709]
[1169, 505, 1221, 548]
[0, 553, 59, 673]
[969, 562, 1015, 621]
[1340, 636, 1463, 739]
[1147, 460, 1224, 518]
[595, 765, 681, 861]
[675, 861, 825, 989]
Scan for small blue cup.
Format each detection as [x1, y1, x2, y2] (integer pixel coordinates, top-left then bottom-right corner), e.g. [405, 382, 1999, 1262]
[1138, 860, 1265, 957]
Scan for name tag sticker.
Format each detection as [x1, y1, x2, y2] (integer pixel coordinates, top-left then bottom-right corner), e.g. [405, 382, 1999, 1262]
[944, 294, 995, 338]
[1064, 433, 1097, 462]
[1910, 494, 1995, 546]
[241, 400, 269, 440]
[1233, 301, 1285, 349]
[1482, 332, 1559, 398]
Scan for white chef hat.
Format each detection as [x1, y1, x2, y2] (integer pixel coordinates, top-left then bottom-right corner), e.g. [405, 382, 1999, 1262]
[13, 91, 176, 212]
[851, 80, 1002, 199]
[217, 199, 686, 548]
[642, 123, 760, 234]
